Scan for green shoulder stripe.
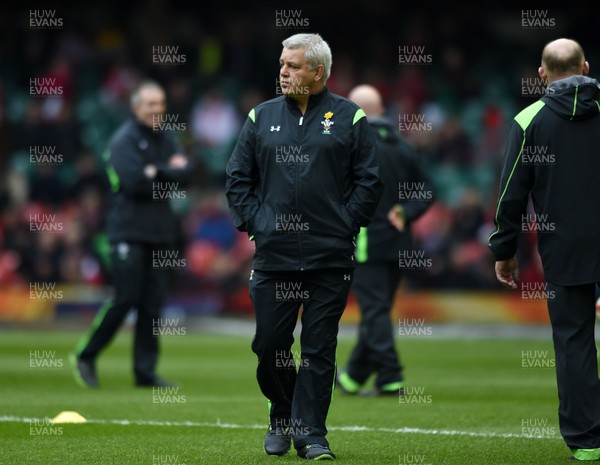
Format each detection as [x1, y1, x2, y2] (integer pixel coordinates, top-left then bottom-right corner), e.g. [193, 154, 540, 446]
[248, 108, 256, 123]
[353, 108, 366, 125]
[102, 150, 120, 193]
[355, 227, 368, 262]
[514, 100, 545, 131]
[106, 165, 120, 193]
[570, 85, 579, 121]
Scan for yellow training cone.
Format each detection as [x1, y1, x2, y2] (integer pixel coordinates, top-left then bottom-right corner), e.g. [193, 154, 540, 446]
[52, 411, 87, 424]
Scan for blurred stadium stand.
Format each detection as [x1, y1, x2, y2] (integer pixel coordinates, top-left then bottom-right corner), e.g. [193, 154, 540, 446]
[1, 3, 598, 322]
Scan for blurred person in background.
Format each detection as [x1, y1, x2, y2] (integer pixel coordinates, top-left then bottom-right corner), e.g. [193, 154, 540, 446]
[489, 38, 600, 462]
[190, 86, 241, 185]
[226, 33, 381, 460]
[183, 188, 254, 315]
[71, 80, 193, 388]
[336, 85, 434, 397]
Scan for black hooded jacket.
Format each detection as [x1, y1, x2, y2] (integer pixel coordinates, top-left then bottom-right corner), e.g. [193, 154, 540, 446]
[488, 75, 600, 285]
[355, 117, 434, 263]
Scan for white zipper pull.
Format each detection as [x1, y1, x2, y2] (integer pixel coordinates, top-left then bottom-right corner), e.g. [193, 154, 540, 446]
[299, 116, 303, 126]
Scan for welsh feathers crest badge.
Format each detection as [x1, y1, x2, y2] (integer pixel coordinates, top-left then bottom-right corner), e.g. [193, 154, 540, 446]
[321, 111, 334, 134]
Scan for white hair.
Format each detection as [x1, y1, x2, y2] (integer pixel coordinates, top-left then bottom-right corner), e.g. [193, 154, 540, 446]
[130, 80, 164, 106]
[282, 33, 332, 82]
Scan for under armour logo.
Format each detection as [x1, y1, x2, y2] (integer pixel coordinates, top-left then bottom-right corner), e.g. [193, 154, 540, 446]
[344, 274, 351, 281]
[270, 126, 281, 132]
[249, 269, 254, 281]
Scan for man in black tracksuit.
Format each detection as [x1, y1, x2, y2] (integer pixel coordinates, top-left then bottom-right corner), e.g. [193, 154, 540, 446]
[489, 39, 600, 462]
[225, 34, 381, 460]
[72, 81, 192, 388]
[336, 85, 433, 397]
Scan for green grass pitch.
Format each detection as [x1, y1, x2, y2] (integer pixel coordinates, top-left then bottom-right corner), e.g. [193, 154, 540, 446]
[0, 327, 569, 464]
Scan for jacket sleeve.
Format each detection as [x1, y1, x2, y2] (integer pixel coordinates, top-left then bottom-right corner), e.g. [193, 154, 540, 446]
[156, 164, 195, 186]
[346, 112, 383, 229]
[488, 121, 534, 261]
[109, 134, 154, 196]
[225, 111, 260, 233]
[402, 144, 435, 223]
[152, 135, 195, 185]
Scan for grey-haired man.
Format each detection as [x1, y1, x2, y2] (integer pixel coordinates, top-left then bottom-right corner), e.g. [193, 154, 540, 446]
[226, 33, 382, 460]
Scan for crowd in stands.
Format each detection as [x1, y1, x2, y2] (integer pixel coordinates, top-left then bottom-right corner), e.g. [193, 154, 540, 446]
[2, 4, 597, 312]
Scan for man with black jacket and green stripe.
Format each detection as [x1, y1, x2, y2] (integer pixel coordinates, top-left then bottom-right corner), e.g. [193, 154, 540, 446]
[71, 81, 192, 389]
[336, 85, 433, 397]
[226, 33, 382, 460]
[489, 38, 600, 462]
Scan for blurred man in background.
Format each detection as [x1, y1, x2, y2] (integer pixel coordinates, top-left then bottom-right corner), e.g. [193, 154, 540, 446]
[489, 39, 600, 461]
[226, 34, 381, 460]
[337, 85, 434, 397]
[71, 80, 192, 388]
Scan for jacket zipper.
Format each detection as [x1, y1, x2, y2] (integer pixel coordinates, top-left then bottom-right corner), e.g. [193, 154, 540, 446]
[297, 115, 304, 271]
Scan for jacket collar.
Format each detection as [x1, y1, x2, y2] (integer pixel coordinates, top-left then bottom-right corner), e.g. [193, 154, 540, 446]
[285, 86, 329, 113]
[132, 116, 160, 136]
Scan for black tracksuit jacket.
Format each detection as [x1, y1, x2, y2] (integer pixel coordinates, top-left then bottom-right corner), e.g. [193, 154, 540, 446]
[225, 87, 383, 271]
[356, 117, 434, 263]
[488, 75, 600, 285]
[104, 117, 192, 245]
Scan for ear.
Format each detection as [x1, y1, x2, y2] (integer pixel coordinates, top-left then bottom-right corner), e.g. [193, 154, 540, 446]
[538, 66, 547, 84]
[583, 61, 590, 76]
[313, 64, 325, 82]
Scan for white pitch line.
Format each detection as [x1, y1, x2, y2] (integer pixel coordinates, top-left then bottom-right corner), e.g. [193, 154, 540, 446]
[0, 415, 560, 440]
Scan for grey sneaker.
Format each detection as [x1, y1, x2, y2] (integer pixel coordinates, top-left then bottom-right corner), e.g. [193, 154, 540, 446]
[264, 427, 291, 456]
[297, 444, 336, 460]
